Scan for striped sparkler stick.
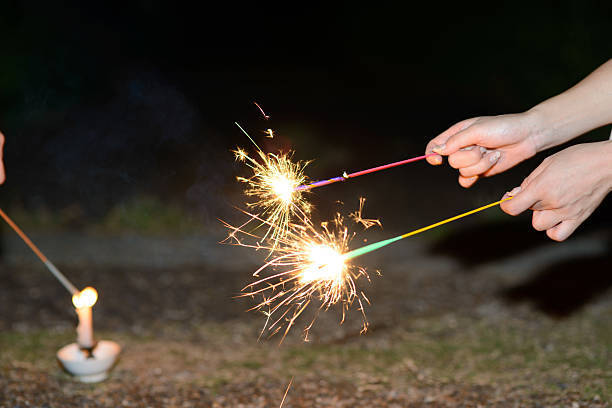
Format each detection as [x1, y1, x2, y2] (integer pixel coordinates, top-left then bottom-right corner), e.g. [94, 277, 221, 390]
[296, 154, 437, 191]
[344, 197, 513, 260]
[0, 208, 79, 295]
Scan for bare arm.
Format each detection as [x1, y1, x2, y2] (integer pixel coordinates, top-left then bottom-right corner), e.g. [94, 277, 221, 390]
[530, 59, 612, 151]
[425, 59, 612, 188]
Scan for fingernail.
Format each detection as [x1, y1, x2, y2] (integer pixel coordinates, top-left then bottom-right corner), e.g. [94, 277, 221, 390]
[460, 146, 474, 151]
[508, 186, 521, 196]
[432, 143, 446, 154]
[489, 151, 501, 163]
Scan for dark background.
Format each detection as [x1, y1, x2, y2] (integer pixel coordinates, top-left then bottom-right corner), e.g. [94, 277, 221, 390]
[0, 1, 610, 231]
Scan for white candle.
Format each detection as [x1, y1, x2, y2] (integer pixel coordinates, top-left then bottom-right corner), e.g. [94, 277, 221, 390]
[72, 287, 98, 349]
[76, 306, 94, 348]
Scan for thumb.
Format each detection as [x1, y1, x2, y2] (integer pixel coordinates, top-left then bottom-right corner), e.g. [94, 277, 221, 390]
[500, 185, 538, 216]
[426, 118, 479, 164]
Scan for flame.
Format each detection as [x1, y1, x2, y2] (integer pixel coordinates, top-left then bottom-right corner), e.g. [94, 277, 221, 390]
[270, 174, 295, 205]
[225, 210, 373, 342]
[231, 146, 311, 248]
[300, 244, 346, 284]
[72, 287, 98, 308]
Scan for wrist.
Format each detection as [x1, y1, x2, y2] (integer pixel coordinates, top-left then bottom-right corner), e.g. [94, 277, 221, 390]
[523, 107, 554, 153]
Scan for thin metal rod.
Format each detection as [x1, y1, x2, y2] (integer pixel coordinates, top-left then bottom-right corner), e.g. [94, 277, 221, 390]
[344, 197, 513, 260]
[0, 208, 78, 295]
[297, 154, 436, 191]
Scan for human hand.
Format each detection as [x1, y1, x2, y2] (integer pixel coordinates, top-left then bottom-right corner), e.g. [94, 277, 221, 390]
[0, 131, 5, 184]
[500, 141, 612, 241]
[425, 112, 541, 188]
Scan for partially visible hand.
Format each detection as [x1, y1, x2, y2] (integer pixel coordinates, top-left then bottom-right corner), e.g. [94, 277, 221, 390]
[501, 141, 612, 241]
[0, 131, 4, 184]
[425, 112, 540, 188]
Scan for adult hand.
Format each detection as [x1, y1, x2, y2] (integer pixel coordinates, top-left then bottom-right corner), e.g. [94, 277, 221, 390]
[425, 112, 541, 188]
[500, 141, 612, 241]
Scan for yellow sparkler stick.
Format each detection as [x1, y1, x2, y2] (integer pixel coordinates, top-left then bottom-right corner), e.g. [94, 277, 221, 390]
[344, 197, 513, 260]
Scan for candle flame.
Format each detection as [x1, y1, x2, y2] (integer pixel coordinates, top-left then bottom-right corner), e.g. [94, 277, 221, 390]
[72, 286, 98, 308]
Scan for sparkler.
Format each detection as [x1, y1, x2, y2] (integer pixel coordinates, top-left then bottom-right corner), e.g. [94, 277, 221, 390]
[231, 198, 510, 340]
[225, 209, 373, 342]
[296, 153, 437, 191]
[232, 123, 312, 247]
[0, 207, 78, 295]
[344, 197, 513, 260]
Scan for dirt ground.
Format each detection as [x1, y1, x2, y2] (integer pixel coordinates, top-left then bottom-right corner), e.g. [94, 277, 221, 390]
[0, 224, 610, 407]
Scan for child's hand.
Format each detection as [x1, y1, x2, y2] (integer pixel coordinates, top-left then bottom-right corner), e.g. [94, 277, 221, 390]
[0, 131, 4, 184]
[425, 112, 541, 188]
[501, 141, 612, 241]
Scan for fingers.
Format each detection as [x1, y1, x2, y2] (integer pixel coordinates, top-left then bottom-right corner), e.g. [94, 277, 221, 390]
[447, 146, 482, 169]
[426, 118, 479, 165]
[531, 210, 563, 231]
[546, 219, 580, 241]
[434, 123, 484, 156]
[458, 150, 501, 178]
[458, 174, 478, 188]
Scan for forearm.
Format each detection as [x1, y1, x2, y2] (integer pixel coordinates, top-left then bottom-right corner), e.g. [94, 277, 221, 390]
[528, 59, 612, 152]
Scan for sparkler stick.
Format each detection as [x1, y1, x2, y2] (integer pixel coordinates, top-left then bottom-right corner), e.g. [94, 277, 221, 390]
[296, 153, 437, 191]
[0, 208, 78, 295]
[344, 197, 513, 260]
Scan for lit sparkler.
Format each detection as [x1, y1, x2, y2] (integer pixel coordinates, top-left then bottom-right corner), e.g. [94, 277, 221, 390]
[232, 123, 312, 247]
[224, 209, 374, 342]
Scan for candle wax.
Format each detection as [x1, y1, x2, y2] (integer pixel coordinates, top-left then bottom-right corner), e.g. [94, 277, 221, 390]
[76, 306, 95, 349]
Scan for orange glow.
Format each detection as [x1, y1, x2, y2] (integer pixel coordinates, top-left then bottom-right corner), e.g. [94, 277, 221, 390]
[72, 287, 98, 308]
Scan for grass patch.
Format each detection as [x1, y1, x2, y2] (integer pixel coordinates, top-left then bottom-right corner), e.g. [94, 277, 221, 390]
[5, 195, 205, 235]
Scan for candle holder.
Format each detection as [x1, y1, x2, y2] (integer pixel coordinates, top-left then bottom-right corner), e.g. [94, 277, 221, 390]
[56, 286, 121, 382]
[0, 210, 123, 383]
[57, 340, 121, 383]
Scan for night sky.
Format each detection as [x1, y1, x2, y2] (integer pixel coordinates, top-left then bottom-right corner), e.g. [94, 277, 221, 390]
[1, 1, 610, 226]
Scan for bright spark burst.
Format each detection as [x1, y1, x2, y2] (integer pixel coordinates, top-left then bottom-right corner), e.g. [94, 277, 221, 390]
[231, 129, 311, 247]
[224, 211, 374, 342]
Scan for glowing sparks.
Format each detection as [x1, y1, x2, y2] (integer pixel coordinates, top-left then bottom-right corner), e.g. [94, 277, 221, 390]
[227, 112, 377, 341]
[349, 197, 382, 230]
[253, 101, 270, 120]
[226, 211, 372, 342]
[231, 124, 311, 247]
[265, 128, 274, 138]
